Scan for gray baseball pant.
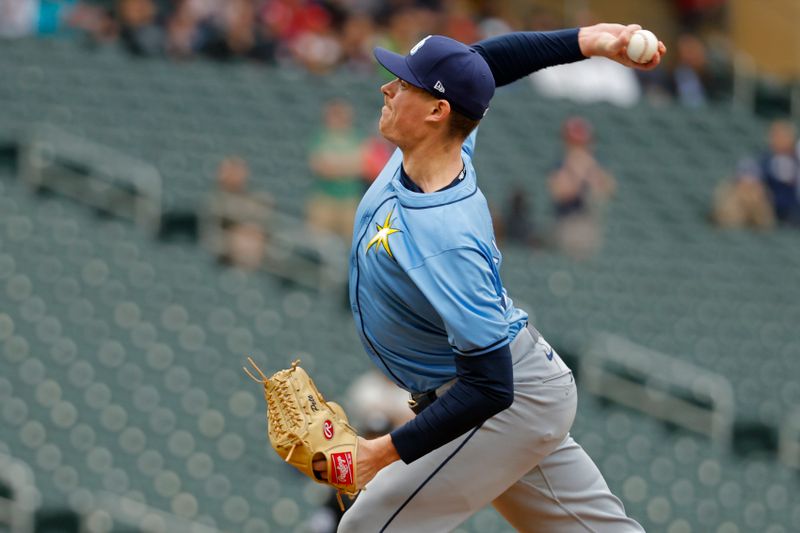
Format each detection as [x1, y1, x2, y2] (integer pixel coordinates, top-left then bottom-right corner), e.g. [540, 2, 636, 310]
[338, 325, 645, 532]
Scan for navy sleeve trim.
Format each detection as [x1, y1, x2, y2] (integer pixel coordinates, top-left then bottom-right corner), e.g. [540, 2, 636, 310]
[390, 343, 514, 463]
[471, 29, 586, 88]
[452, 336, 508, 355]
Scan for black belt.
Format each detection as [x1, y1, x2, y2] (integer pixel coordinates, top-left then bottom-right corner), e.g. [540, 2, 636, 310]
[407, 323, 540, 416]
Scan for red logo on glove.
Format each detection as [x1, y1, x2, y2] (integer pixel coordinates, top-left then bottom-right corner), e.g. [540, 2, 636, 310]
[323, 420, 334, 440]
[330, 452, 354, 485]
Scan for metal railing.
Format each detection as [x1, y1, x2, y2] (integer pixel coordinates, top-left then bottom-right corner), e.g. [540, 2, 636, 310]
[19, 124, 163, 235]
[580, 332, 736, 448]
[200, 200, 348, 292]
[779, 409, 800, 469]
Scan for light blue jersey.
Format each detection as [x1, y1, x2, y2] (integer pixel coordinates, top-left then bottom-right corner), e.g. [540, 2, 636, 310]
[348, 131, 528, 393]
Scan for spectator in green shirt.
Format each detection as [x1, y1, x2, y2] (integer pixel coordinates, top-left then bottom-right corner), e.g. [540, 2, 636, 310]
[307, 99, 365, 242]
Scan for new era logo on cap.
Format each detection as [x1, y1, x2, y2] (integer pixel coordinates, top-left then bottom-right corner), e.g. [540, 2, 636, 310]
[373, 35, 495, 121]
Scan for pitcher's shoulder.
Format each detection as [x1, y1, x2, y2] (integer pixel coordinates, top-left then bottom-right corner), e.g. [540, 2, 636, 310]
[400, 192, 493, 258]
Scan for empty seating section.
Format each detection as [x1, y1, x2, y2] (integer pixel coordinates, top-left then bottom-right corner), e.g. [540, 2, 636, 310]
[0, 176, 356, 531]
[0, 38, 798, 531]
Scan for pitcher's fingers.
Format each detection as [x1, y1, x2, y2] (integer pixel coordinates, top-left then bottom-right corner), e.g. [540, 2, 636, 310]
[639, 51, 663, 70]
[611, 24, 640, 55]
[621, 24, 642, 44]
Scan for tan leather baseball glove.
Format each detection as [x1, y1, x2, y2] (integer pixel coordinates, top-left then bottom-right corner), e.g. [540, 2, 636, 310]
[244, 358, 359, 508]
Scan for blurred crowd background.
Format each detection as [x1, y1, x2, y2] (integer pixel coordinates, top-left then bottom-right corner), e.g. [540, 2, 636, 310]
[4, 0, 800, 253]
[1, 1, 800, 532]
[0, 0, 741, 104]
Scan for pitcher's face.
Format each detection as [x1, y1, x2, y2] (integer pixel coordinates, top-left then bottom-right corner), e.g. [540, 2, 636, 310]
[379, 78, 438, 147]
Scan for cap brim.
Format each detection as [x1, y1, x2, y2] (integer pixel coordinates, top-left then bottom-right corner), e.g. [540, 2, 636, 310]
[373, 47, 424, 89]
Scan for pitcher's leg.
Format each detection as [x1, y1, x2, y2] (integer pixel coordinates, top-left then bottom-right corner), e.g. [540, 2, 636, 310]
[493, 435, 644, 533]
[339, 375, 577, 532]
[338, 426, 481, 533]
[340, 332, 579, 532]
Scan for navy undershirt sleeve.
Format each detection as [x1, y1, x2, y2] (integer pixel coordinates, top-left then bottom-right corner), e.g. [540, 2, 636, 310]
[471, 29, 586, 88]
[390, 343, 514, 464]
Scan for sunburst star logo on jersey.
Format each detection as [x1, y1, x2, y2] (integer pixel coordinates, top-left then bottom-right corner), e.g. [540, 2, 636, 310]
[366, 209, 401, 259]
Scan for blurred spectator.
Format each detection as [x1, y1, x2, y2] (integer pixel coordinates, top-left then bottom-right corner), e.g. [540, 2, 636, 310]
[36, 0, 79, 35]
[715, 120, 800, 227]
[288, 11, 341, 73]
[1, 0, 81, 37]
[497, 185, 538, 248]
[262, 0, 340, 70]
[675, 0, 727, 32]
[262, 0, 330, 43]
[712, 175, 775, 230]
[339, 13, 377, 72]
[550, 117, 616, 216]
[635, 66, 673, 107]
[202, 156, 273, 270]
[0, 0, 38, 38]
[673, 33, 710, 107]
[672, 33, 732, 107]
[440, 0, 480, 45]
[198, 0, 276, 62]
[68, 3, 119, 45]
[548, 117, 616, 259]
[307, 100, 365, 242]
[638, 32, 732, 108]
[118, 0, 164, 56]
[475, 0, 513, 38]
[373, 7, 434, 78]
[164, 0, 201, 58]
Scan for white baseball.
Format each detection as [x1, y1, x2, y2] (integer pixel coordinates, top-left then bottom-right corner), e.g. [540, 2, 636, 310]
[626, 29, 658, 64]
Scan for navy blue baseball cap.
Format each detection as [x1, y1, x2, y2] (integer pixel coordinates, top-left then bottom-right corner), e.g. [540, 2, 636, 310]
[374, 35, 495, 121]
